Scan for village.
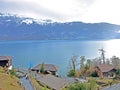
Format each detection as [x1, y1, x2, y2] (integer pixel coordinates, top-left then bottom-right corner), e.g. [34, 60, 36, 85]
[0, 48, 120, 90]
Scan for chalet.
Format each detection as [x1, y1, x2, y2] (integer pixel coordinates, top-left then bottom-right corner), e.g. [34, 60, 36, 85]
[0, 56, 12, 70]
[96, 64, 116, 78]
[32, 64, 58, 75]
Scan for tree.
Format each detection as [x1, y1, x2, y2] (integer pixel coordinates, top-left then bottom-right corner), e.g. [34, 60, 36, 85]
[80, 56, 86, 68]
[92, 58, 100, 67]
[84, 64, 90, 78]
[86, 59, 92, 68]
[71, 55, 77, 72]
[106, 58, 111, 65]
[40, 62, 45, 74]
[67, 55, 77, 77]
[99, 48, 106, 64]
[111, 56, 120, 68]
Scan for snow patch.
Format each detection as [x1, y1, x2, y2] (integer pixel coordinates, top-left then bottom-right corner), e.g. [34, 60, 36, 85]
[22, 19, 33, 24]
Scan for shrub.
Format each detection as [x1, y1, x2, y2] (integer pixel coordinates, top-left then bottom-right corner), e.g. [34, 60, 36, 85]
[10, 68, 17, 76]
[116, 69, 120, 76]
[91, 70, 98, 77]
[67, 83, 86, 90]
[67, 69, 75, 77]
[88, 79, 97, 90]
[67, 78, 97, 90]
[114, 69, 120, 80]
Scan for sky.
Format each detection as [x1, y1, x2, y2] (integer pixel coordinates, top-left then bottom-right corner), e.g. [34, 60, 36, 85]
[0, 0, 120, 24]
[105, 39, 120, 58]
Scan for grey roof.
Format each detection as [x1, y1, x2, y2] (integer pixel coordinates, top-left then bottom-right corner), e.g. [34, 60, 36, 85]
[0, 56, 12, 61]
[35, 74, 69, 90]
[32, 64, 58, 72]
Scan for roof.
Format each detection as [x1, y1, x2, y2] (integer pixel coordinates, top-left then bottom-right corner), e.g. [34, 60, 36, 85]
[0, 56, 12, 61]
[97, 64, 116, 72]
[36, 74, 68, 90]
[32, 64, 58, 72]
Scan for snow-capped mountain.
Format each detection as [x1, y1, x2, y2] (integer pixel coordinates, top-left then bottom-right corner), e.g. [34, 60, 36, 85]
[0, 13, 120, 41]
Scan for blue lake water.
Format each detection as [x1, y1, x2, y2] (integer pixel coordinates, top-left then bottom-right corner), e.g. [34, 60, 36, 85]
[0, 40, 119, 76]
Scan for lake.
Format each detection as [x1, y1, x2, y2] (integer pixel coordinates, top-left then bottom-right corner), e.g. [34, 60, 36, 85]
[0, 39, 120, 76]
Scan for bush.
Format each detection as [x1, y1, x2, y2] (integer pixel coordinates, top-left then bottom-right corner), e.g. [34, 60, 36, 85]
[114, 69, 120, 80]
[67, 83, 86, 90]
[88, 79, 97, 90]
[116, 69, 120, 76]
[67, 69, 75, 77]
[67, 80, 97, 90]
[10, 68, 17, 76]
[91, 70, 98, 77]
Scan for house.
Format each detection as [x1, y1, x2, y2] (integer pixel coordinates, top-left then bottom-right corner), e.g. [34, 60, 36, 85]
[0, 56, 12, 70]
[96, 64, 116, 78]
[32, 64, 58, 75]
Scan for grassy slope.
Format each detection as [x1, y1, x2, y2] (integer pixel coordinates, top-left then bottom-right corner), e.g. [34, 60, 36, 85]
[0, 67, 24, 90]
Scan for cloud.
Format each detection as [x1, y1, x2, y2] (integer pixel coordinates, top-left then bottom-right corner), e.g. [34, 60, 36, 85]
[115, 30, 120, 33]
[80, 0, 120, 25]
[0, 0, 120, 24]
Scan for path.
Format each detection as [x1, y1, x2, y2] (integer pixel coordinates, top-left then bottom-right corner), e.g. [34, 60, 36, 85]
[20, 77, 34, 90]
[16, 68, 34, 90]
[102, 83, 120, 90]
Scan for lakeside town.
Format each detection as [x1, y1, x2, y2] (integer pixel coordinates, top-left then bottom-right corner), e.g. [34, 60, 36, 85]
[0, 48, 120, 90]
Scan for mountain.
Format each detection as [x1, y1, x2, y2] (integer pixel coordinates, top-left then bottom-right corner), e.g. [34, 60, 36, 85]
[0, 13, 120, 41]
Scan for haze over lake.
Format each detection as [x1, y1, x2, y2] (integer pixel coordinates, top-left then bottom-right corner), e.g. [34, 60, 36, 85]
[0, 39, 120, 76]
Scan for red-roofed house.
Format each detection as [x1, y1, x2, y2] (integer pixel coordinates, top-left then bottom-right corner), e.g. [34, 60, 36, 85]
[96, 64, 116, 78]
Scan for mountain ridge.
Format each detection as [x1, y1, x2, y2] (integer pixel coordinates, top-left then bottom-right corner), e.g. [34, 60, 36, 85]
[0, 13, 120, 41]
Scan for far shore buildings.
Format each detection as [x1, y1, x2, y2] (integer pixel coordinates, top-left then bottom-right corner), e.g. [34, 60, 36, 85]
[32, 64, 58, 75]
[0, 56, 12, 70]
[96, 64, 116, 78]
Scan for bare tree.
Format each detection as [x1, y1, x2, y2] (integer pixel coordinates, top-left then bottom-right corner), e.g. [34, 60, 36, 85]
[106, 58, 111, 65]
[110, 56, 120, 68]
[71, 55, 77, 72]
[92, 58, 100, 67]
[86, 59, 92, 68]
[67, 55, 78, 77]
[80, 56, 86, 68]
[99, 48, 106, 64]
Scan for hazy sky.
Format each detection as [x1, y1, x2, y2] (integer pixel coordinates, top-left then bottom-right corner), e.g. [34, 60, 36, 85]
[0, 0, 120, 24]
